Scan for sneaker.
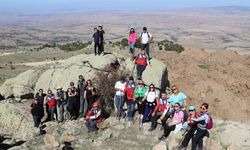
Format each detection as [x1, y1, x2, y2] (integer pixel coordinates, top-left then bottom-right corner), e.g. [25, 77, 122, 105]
[158, 135, 167, 141]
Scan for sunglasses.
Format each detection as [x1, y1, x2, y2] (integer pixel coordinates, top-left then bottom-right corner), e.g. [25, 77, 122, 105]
[189, 110, 194, 112]
[174, 105, 179, 108]
[200, 106, 206, 110]
[172, 88, 177, 91]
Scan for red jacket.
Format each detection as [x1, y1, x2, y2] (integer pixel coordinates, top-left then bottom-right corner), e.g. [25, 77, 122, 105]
[153, 98, 169, 114]
[86, 108, 103, 123]
[187, 112, 199, 124]
[46, 96, 56, 108]
[135, 54, 147, 66]
[124, 82, 135, 100]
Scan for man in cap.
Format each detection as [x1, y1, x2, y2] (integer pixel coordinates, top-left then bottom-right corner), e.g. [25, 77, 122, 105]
[55, 86, 67, 122]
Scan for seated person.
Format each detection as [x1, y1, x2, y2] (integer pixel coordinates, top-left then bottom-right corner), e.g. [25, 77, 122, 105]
[85, 102, 103, 133]
[159, 102, 184, 140]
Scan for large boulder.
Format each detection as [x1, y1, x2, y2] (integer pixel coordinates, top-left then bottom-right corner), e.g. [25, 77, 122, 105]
[0, 70, 42, 99]
[35, 53, 118, 92]
[123, 58, 169, 90]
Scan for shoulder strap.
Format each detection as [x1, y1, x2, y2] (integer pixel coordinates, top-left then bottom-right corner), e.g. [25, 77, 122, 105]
[147, 32, 150, 38]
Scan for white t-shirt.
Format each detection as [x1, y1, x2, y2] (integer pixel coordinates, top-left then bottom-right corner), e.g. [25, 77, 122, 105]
[145, 91, 158, 103]
[141, 32, 152, 44]
[115, 81, 126, 96]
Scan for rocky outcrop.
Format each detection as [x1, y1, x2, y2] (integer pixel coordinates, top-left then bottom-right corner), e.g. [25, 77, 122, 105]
[0, 53, 169, 98]
[0, 70, 42, 99]
[121, 58, 169, 89]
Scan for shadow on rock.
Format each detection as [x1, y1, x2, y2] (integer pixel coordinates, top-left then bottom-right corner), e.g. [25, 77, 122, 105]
[62, 141, 74, 150]
[0, 136, 25, 150]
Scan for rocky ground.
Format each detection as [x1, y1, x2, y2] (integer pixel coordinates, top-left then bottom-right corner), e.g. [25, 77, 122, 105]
[0, 100, 249, 150]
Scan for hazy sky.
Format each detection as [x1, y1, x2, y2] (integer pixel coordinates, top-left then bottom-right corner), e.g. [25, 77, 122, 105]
[1, 0, 250, 14]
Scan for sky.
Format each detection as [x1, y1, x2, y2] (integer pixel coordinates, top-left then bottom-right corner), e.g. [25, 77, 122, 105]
[1, 0, 250, 14]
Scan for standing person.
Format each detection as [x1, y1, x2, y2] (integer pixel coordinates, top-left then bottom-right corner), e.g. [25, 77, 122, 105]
[84, 102, 103, 134]
[35, 89, 46, 122]
[124, 76, 136, 125]
[35, 89, 46, 106]
[159, 102, 184, 140]
[134, 49, 149, 80]
[141, 84, 159, 128]
[140, 26, 153, 61]
[168, 85, 187, 109]
[149, 92, 171, 131]
[128, 27, 137, 61]
[44, 89, 56, 121]
[191, 103, 210, 150]
[78, 75, 86, 117]
[98, 25, 105, 55]
[114, 76, 127, 120]
[30, 98, 44, 130]
[84, 79, 96, 111]
[67, 82, 78, 120]
[134, 80, 148, 128]
[178, 105, 199, 150]
[55, 86, 67, 122]
[93, 27, 101, 56]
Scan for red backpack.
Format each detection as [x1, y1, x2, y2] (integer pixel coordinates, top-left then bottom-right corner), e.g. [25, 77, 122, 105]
[206, 114, 213, 130]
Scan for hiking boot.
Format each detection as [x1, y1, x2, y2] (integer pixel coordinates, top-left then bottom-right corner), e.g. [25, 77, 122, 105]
[148, 127, 155, 131]
[158, 135, 167, 141]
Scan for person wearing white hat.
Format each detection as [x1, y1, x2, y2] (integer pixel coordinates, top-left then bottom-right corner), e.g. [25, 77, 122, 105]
[55, 86, 67, 122]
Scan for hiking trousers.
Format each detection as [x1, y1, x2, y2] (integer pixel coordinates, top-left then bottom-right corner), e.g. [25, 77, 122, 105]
[141, 43, 150, 59]
[164, 125, 176, 138]
[94, 43, 101, 55]
[67, 97, 78, 119]
[181, 126, 196, 147]
[99, 41, 104, 54]
[57, 103, 67, 121]
[151, 112, 167, 129]
[192, 127, 207, 150]
[136, 97, 145, 115]
[126, 100, 135, 121]
[136, 64, 146, 79]
[115, 95, 125, 118]
[86, 119, 98, 132]
[33, 116, 42, 128]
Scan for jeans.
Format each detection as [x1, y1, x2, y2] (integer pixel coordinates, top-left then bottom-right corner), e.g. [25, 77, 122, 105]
[141, 43, 150, 59]
[136, 97, 145, 115]
[129, 41, 135, 60]
[33, 116, 41, 128]
[136, 64, 146, 79]
[79, 96, 88, 116]
[142, 103, 155, 123]
[115, 95, 125, 118]
[126, 100, 135, 121]
[48, 106, 55, 121]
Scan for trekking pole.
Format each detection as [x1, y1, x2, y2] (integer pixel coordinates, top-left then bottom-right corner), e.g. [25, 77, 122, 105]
[118, 95, 122, 122]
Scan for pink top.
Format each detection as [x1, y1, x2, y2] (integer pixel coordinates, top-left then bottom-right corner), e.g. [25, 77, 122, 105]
[173, 110, 184, 122]
[128, 32, 137, 44]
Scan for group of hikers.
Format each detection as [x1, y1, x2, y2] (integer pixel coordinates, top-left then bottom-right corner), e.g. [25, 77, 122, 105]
[30, 26, 213, 150]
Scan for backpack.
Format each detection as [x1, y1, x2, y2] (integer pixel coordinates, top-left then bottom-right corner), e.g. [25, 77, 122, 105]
[140, 32, 150, 38]
[206, 114, 213, 129]
[182, 109, 189, 122]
